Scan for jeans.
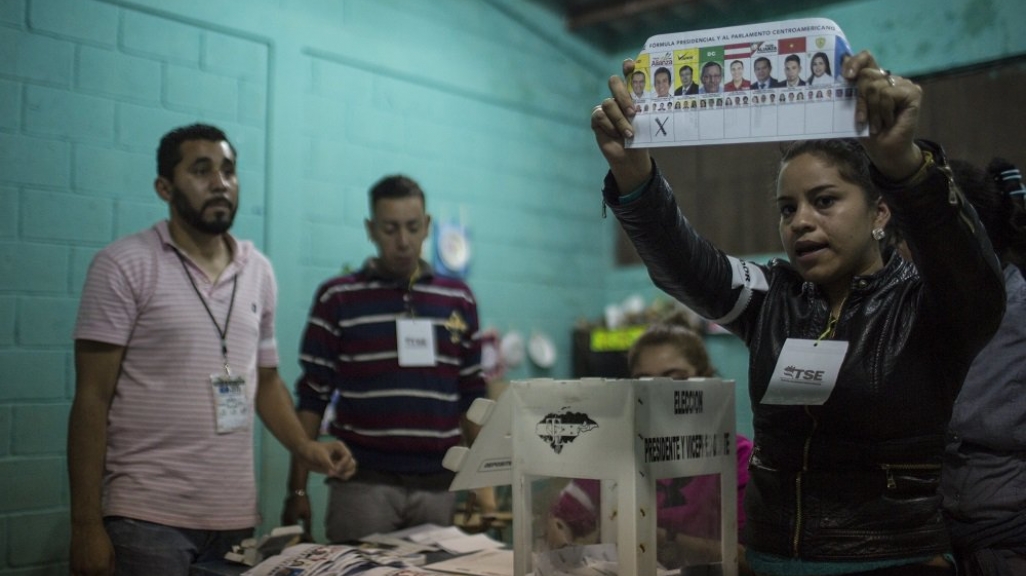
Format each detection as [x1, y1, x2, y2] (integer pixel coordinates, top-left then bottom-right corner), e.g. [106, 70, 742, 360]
[104, 516, 253, 576]
[325, 471, 456, 543]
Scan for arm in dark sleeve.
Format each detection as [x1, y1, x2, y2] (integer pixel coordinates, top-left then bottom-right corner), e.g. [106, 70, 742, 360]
[294, 284, 340, 416]
[882, 141, 1005, 361]
[458, 294, 487, 416]
[603, 162, 767, 336]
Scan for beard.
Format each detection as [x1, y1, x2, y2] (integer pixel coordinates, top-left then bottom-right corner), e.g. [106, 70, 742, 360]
[170, 187, 236, 235]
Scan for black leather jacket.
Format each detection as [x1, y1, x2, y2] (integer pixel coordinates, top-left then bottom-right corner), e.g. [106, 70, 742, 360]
[604, 146, 1004, 561]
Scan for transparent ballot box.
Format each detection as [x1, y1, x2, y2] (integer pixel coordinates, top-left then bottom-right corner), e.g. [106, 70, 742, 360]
[532, 471, 731, 575]
[445, 378, 739, 576]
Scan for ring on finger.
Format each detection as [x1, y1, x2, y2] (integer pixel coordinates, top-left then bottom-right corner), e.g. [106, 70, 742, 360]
[880, 68, 896, 87]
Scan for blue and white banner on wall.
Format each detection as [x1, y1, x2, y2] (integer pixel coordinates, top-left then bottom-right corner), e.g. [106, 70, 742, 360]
[627, 18, 864, 148]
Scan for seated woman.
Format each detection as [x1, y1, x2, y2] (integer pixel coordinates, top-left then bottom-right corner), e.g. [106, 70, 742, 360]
[546, 318, 753, 571]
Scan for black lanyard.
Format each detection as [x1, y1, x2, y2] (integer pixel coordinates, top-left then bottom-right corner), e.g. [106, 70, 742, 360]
[173, 248, 238, 374]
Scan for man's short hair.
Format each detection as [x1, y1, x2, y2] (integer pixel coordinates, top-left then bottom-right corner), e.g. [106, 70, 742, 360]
[678, 65, 693, 76]
[654, 67, 671, 82]
[754, 57, 772, 69]
[632, 70, 646, 80]
[157, 123, 235, 180]
[369, 175, 425, 212]
[785, 54, 801, 66]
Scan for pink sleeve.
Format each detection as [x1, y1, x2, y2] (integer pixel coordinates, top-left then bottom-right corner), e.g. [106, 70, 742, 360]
[256, 256, 279, 368]
[74, 250, 141, 345]
[656, 434, 754, 539]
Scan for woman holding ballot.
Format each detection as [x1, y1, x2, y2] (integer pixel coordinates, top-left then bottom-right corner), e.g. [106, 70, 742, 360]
[590, 50, 1005, 576]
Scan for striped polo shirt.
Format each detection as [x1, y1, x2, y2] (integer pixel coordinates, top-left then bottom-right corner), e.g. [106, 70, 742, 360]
[74, 221, 278, 529]
[296, 260, 486, 474]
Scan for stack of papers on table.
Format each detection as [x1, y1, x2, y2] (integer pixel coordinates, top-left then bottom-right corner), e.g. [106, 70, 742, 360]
[242, 525, 511, 576]
[423, 548, 514, 576]
[402, 525, 505, 555]
[241, 543, 443, 576]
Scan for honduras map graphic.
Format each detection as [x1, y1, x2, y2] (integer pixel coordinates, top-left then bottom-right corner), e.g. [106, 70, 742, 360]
[535, 409, 598, 454]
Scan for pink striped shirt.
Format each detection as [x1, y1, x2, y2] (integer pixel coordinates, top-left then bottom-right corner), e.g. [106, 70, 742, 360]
[74, 221, 278, 529]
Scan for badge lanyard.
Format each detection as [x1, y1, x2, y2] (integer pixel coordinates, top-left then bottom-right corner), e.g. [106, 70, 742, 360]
[396, 263, 437, 367]
[173, 248, 238, 375]
[174, 248, 249, 433]
[403, 262, 421, 318]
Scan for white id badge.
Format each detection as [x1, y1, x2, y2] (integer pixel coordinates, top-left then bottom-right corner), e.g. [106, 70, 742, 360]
[761, 338, 849, 405]
[397, 318, 437, 367]
[211, 374, 248, 434]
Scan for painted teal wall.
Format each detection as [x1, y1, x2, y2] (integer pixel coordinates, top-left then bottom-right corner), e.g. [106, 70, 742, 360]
[0, 0, 1023, 571]
[0, 0, 609, 569]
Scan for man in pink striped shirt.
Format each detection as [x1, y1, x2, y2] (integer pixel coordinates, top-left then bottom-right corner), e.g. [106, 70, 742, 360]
[67, 124, 357, 576]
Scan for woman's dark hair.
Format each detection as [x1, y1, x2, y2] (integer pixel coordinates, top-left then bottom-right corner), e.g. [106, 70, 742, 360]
[627, 311, 714, 377]
[779, 138, 878, 202]
[807, 52, 831, 83]
[988, 157, 1026, 209]
[952, 158, 1026, 269]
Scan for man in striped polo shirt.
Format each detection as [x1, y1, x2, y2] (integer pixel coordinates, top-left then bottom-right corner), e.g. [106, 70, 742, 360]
[68, 124, 356, 576]
[282, 175, 489, 543]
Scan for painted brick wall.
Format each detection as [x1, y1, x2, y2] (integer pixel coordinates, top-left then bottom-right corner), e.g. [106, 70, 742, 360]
[0, 0, 611, 569]
[257, 0, 614, 542]
[0, 0, 271, 571]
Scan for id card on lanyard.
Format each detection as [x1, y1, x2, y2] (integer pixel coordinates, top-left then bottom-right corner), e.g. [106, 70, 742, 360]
[211, 372, 248, 433]
[395, 264, 438, 367]
[173, 247, 247, 434]
[397, 318, 438, 366]
[761, 338, 848, 405]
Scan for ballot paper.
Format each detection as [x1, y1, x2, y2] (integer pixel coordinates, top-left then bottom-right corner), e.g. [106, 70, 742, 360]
[423, 548, 514, 576]
[406, 525, 505, 555]
[532, 544, 679, 576]
[626, 18, 866, 148]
